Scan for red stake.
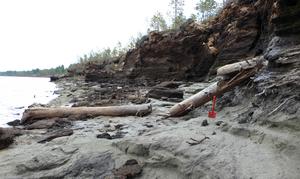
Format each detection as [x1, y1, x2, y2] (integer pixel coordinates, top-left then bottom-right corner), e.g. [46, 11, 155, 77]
[208, 96, 217, 118]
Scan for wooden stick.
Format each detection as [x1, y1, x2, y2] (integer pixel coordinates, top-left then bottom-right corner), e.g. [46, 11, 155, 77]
[267, 96, 296, 116]
[186, 136, 210, 146]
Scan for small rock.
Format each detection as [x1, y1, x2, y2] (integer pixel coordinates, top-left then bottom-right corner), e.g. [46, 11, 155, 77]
[212, 131, 216, 135]
[201, 120, 209, 126]
[112, 159, 142, 178]
[113, 131, 126, 139]
[7, 119, 21, 126]
[147, 87, 183, 100]
[114, 124, 125, 129]
[125, 159, 138, 165]
[38, 129, 73, 143]
[215, 121, 224, 126]
[97, 132, 125, 140]
[96, 133, 112, 140]
[143, 123, 154, 128]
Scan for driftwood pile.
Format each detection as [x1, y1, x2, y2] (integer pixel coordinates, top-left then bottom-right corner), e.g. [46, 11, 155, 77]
[21, 57, 264, 123]
[168, 57, 265, 117]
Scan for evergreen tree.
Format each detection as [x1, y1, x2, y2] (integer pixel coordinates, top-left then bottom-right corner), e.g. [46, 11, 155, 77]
[149, 12, 168, 31]
[196, 0, 217, 21]
[169, 0, 185, 28]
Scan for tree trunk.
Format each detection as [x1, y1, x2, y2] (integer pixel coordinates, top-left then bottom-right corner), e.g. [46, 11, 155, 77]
[217, 57, 262, 76]
[168, 66, 262, 117]
[21, 104, 152, 124]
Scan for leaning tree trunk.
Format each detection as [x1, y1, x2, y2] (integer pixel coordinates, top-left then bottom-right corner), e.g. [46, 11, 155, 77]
[21, 104, 152, 124]
[168, 65, 263, 117]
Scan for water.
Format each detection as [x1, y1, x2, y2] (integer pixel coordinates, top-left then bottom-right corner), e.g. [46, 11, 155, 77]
[0, 76, 58, 127]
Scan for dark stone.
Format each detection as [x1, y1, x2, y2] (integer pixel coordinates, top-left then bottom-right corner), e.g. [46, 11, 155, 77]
[104, 124, 111, 128]
[147, 87, 183, 99]
[212, 131, 216, 135]
[38, 129, 73, 143]
[125, 159, 138, 165]
[114, 124, 125, 129]
[0, 128, 14, 150]
[114, 131, 126, 139]
[112, 159, 142, 178]
[155, 81, 182, 89]
[0, 128, 22, 150]
[201, 120, 209, 126]
[97, 132, 125, 140]
[215, 121, 224, 126]
[50, 76, 60, 82]
[143, 123, 154, 128]
[7, 119, 21, 126]
[96, 133, 112, 140]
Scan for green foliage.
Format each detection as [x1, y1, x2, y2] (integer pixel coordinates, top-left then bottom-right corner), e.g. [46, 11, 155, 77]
[189, 14, 198, 21]
[127, 33, 144, 49]
[149, 12, 168, 31]
[169, 0, 185, 29]
[66, 39, 140, 76]
[172, 12, 187, 29]
[196, 0, 218, 21]
[0, 65, 66, 77]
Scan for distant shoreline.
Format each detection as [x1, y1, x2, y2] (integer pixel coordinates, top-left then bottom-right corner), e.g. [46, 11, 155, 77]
[0, 75, 51, 78]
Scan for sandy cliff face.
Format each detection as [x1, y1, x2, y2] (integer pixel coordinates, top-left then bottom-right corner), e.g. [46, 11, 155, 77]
[114, 0, 299, 81]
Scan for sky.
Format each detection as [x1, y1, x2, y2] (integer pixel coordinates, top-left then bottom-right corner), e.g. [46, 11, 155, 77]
[0, 0, 221, 71]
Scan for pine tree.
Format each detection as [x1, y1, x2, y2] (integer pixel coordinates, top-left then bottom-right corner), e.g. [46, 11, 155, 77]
[149, 12, 168, 31]
[169, 0, 185, 28]
[196, 0, 217, 21]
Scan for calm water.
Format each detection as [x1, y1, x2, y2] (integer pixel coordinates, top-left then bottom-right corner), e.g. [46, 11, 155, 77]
[0, 76, 58, 127]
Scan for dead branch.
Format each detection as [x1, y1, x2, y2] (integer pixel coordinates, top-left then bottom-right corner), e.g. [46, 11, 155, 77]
[267, 95, 296, 116]
[186, 136, 210, 146]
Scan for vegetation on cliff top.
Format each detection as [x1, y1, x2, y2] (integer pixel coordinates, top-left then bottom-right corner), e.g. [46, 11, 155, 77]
[67, 0, 223, 76]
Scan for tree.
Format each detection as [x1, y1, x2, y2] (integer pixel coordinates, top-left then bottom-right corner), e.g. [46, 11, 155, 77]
[149, 12, 168, 31]
[196, 0, 217, 21]
[169, 0, 185, 28]
[190, 14, 197, 21]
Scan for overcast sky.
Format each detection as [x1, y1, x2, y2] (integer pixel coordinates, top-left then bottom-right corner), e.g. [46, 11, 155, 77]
[0, 0, 221, 71]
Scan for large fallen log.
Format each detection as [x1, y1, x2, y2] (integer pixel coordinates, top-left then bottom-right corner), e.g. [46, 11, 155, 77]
[21, 104, 152, 124]
[168, 64, 263, 117]
[217, 57, 262, 76]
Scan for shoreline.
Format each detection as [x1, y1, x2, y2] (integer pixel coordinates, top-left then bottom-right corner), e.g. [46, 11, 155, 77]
[0, 75, 52, 78]
[0, 76, 299, 178]
[0, 76, 58, 127]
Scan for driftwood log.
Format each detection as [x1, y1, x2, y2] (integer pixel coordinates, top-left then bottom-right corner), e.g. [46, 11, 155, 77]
[217, 57, 263, 76]
[21, 104, 152, 124]
[168, 63, 263, 117]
